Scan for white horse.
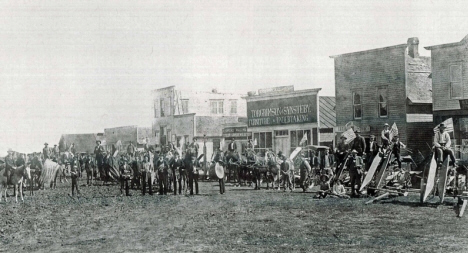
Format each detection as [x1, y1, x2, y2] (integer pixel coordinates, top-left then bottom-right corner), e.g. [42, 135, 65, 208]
[0, 165, 32, 203]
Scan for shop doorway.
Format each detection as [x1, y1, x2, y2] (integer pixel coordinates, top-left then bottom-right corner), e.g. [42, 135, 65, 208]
[274, 136, 289, 157]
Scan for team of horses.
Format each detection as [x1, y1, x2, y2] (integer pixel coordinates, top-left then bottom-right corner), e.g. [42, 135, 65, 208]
[0, 148, 297, 203]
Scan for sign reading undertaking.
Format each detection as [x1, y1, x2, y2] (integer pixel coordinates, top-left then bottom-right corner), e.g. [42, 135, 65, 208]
[248, 95, 317, 127]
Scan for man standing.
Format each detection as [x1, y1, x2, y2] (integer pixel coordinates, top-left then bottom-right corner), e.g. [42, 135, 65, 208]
[53, 144, 59, 159]
[299, 151, 312, 192]
[155, 155, 168, 195]
[94, 140, 105, 180]
[390, 135, 406, 169]
[434, 123, 456, 166]
[335, 136, 349, 172]
[171, 152, 184, 195]
[188, 138, 200, 158]
[365, 135, 379, 170]
[348, 150, 364, 197]
[141, 155, 154, 195]
[280, 153, 292, 192]
[351, 130, 366, 157]
[127, 141, 136, 158]
[381, 123, 391, 149]
[187, 156, 199, 195]
[226, 138, 237, 163]
[212, 147, 226, 194]
[43, 143, 51, 160]
[4, 149, 15, 185]
[69, 143, 76, 157]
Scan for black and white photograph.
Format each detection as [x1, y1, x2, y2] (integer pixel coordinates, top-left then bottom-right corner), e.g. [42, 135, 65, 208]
[1, 1, 468, 252]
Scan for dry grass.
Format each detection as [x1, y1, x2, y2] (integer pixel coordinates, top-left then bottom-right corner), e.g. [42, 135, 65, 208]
[1, 180, 467, 252]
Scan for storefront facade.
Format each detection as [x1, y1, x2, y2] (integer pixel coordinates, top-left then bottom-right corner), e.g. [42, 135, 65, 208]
[245, 88, 321, 157]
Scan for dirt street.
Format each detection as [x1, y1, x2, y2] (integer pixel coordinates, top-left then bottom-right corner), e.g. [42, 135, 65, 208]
[1, 180, 467, 252]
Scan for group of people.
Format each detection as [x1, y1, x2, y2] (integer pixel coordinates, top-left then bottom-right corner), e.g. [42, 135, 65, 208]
[3, 121, 456, 199]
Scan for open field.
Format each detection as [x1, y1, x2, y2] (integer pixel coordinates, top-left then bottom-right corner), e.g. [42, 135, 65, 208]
[1, 180, 467, 253]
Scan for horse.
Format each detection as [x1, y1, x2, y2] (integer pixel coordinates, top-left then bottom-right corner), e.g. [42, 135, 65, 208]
[39, 159, 67, 189]
[0, 165, 31, 202]
[225, 151, 254, 187]
[264, 151, 282, 190]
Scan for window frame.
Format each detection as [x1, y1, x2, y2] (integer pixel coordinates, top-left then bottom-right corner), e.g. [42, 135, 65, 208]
[230, 99, 237, 114]
[253, 131, 273, 155]
[290, 129, 311, 153]
[210, 100, 224, 115]
[181, 99, 189, 114]
[450, 64, 463, 99]
[377, 86, 388, 118]
[352, 90, 363, 120]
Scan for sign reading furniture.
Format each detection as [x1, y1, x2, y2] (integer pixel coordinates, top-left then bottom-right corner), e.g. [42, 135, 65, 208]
[247, 95, 318, 127]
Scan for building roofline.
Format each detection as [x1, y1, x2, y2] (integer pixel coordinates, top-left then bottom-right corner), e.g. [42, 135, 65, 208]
[243, 88, 321, 101]
[153, 85, 175, 92]
[425, 35, 468, 50]
[330, 44, 407, 58]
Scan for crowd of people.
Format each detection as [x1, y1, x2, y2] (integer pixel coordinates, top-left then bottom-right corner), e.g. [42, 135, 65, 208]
[1, 122, 457, 200]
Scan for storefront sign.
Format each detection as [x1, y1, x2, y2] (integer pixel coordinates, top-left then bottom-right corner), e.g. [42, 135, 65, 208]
[222, 127, 252, 139]
[247, 95, 317, 127]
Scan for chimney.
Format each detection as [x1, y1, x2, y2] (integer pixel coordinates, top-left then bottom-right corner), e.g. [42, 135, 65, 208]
[407, 37, 419, 58]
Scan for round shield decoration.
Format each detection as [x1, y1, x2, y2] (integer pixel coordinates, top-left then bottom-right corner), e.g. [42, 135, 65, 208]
[215, 162, 225, 179]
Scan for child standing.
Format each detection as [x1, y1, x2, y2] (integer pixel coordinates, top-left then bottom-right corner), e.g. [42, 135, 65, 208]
[70, 163, 80, 196]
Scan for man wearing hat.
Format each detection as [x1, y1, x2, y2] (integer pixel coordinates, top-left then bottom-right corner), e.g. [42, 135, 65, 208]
[43, 143, 51, 160]
[390, 135, 406, 169]
[4, 149, 16, 185]
[365, 135, 380, 170]
[381, 123, 391, 149]
[279, 153, 293, 192]
[188, 137, 200, 159]
[350, 129, 366, 157]
[335, 135, 349, 172]
[53, 144, 59, 159]
[348, 149, 364, 197]
[434, 123, 456, 166]
[127, 141, 136, 158]
[299, 151, 312, 192]
[94, 140, 105, 180]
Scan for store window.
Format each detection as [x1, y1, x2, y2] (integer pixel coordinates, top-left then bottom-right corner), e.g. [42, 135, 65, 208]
[230, 100, 237, 114]
[378, 87, 388, 118]
[353, 91, 362, 119]
[253, 132, 272, 155]
[210, 100, 224, 114]
[290, 129, 311, 153]
[450, 65, 463, 99]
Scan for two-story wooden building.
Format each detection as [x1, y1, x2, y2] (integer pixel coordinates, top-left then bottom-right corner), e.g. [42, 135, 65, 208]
[425, 35, 468, 160]
[331, 37, 433, 156]
[152, 86, 246, 159]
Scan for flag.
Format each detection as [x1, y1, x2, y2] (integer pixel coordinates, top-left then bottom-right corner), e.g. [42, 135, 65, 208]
[342, 128, 356, 144]
[434, 118, 454, 134]
[299, 134, 308, 145]
[389, 123, 398, 140]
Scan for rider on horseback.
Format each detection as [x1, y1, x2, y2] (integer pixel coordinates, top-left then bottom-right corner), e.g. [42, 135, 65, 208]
[4, 149, 15, 185]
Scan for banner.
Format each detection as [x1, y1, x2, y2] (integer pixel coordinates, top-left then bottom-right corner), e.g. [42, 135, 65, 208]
[342, 128, 356, 144]
[389, 123, 398, 140]
[434, 118, 454, 134]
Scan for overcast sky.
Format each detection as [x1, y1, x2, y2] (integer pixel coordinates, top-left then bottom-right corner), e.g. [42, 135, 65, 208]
[1, 0, 467, 154]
